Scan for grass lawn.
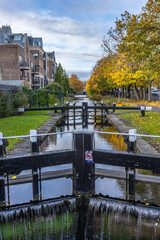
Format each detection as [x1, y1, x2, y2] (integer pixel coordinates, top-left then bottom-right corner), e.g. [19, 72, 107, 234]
[118, 111, 160, 151]
[0, 114, 51, 151]
[24, 110, 51, 115]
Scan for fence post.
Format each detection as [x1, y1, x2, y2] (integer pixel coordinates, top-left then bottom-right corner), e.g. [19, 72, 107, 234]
[128, 129, 137, 201]
[94, 101, 97, 124]
[0, 132, 6, 207]
[141, 106, 145, 117]
[30, 130, 39, 201]
[105, 107, 108, 124]
[73, 101, 76, 128]
[66, 102, 69, 129]
[0, 175, 5, 207]
[54, 103, 57, 113]
[100, 101, 103, 124]
[129, 168, 135, 201]
[82, 102, 88, 128]
[0, 132, 3, 157]
[73, 132, 95, 196]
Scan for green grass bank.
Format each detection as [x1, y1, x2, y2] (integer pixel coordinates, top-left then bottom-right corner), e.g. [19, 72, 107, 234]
[0, 113, 51, 151]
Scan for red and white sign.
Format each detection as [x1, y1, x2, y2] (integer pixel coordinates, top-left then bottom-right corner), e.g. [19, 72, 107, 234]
[85, 151, 93, 163]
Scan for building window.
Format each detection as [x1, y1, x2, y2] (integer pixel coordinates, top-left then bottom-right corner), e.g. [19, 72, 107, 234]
[19, 55, 23, 66]
[33, 77, 40, 84]
[27, 72, 29, 81]
[35, 65, 39, 73]
[31, 62, 34, 71]
[33, 53, 39, 59]
[26, 59, 29, 67]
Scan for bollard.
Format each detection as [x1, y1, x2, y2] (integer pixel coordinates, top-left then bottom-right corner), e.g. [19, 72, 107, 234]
[54, 103, 57, 113]
[141, 106, 145, 117]
[30, 130, 40, 201]
[30, 130, 39, 153]
[113, 103, 116, 112]
[0, 133, 8, 157]
[73, 132, 95, 196]
[128, 129, 137, 153]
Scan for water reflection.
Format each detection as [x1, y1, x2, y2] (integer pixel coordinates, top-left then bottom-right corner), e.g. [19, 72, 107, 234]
[5, 95, 160, 206]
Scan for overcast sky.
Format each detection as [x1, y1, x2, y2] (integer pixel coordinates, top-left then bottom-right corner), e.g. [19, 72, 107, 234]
[0, 0, 147, 80]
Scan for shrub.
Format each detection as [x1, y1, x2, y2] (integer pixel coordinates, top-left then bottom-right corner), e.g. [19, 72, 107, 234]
[0, 93, 12, 118]
[12, 88, 28, 115]
[37, 88, 49, 107]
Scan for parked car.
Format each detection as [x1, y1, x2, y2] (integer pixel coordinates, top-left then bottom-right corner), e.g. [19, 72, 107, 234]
[151, 90, 159, 96]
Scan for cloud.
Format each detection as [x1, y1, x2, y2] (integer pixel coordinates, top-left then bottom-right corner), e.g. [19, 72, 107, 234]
[0, 0, 148, 80]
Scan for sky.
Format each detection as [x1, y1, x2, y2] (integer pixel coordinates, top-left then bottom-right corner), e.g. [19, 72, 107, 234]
[0, 0, 147, 81]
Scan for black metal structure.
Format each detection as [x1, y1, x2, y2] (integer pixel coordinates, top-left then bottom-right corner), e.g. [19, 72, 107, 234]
[0, 132, 160, 207]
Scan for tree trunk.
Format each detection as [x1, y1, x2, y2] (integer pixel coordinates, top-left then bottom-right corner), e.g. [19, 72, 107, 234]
[143, 85, 146, 101]
[115, 88, 117, 97]
[124, 87, 127, 98]
[133, 84, 140, 101]
[122, 87, 124, 98]
[148, 81, 152, 102]
[140, 86, 143, 100]
[131, 85, 134, 100]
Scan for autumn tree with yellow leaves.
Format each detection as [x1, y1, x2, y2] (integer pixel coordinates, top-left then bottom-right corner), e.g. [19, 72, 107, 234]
[88, 0, 160, 101]
[69, 74, 84, 93]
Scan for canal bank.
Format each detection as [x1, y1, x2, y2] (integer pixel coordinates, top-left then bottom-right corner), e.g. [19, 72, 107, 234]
[106, 113, 158, 154]
[8, 114, 63, 156]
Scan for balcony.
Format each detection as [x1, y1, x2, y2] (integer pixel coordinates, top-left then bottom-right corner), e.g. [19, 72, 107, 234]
[19, 61, 30, 70]
[31, 66, 39, 74]
[20, 75, 29, 81]
[32, 79, 40, 85]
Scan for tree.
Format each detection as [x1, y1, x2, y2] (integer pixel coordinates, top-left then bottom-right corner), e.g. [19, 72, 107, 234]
[54, 63, 72, 96]
[101, 0, 160, 101]
[86, 55, 118, 96]
[69, 74, 84, 93]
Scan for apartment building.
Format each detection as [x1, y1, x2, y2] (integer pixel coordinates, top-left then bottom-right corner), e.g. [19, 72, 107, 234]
[0, 25, 57, 90]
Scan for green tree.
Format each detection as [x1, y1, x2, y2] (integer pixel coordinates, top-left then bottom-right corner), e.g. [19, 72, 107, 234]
[12, 88, 28, 114]
[0, 93, 12, 118]
[54, 63, 72, 95]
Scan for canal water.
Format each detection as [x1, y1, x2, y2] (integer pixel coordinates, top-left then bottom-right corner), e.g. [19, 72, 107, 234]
[1, 95, 160, 239]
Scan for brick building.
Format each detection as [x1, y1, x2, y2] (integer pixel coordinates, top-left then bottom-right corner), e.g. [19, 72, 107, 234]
[0, 25, 57, 90]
